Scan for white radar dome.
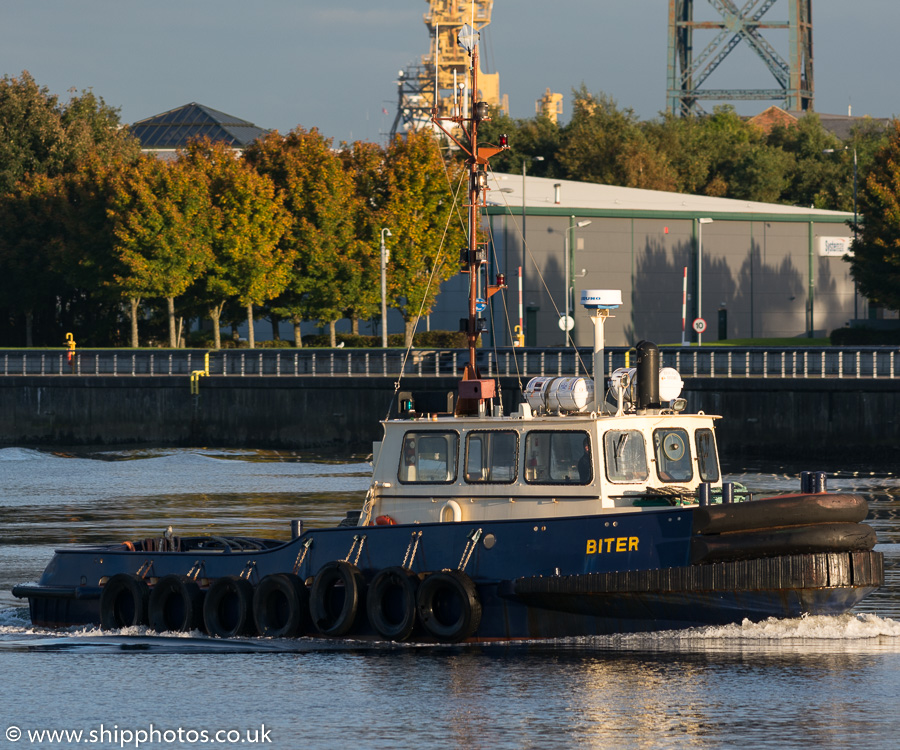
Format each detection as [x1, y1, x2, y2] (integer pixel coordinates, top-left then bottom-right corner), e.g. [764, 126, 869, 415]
[580, 290, 622, 309]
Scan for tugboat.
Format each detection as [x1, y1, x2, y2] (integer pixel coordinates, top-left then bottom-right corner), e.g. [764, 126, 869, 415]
[13, 25, 882, 642]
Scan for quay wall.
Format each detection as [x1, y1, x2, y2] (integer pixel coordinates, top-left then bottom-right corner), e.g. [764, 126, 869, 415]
[0, 375, 897, 461]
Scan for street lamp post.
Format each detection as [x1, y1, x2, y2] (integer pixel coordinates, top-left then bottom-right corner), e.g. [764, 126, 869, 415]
[521, 155, 543, 343]
[824, 146, 859, 320]
[380, 227, 392, 348]
[564, 217, 592, 346]
[852, 147, 859, 320]
[697, 218, 713, 346]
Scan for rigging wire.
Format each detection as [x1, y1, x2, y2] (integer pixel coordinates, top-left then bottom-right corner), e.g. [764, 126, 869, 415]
[382, 167, 468, 422]
[482, 210, 525, 395]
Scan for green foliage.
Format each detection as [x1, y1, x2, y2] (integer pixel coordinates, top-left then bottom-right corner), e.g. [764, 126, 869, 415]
[107, 155, 214, 346]
[180, 139, 293, 348]
[848, 120, 900, 312]
[382, 130, 466, 346]
[0, 69, 893, 347]
[0, 72, 139, 195]
[245, 128, 364, 343]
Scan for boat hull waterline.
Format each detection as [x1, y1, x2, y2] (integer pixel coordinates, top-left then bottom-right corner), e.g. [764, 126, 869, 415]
[13, 493, 882, 641]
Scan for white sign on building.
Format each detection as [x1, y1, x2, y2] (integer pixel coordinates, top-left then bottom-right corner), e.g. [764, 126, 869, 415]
[818, 236, 853, 257]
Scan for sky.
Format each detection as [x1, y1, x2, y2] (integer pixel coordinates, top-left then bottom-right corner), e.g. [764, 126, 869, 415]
[1, 0, 896, 145]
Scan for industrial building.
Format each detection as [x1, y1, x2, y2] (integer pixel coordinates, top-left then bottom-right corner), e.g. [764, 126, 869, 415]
[429, 173, 857, 348]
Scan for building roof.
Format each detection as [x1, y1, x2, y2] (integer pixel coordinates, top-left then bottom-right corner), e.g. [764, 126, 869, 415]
[129, 103, 268, 150]
[485, 173, 852, 223]
[748, 105, 891, 140]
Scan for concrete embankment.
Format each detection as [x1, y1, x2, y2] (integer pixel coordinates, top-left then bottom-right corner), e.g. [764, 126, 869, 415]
[0, 375, 897, 461]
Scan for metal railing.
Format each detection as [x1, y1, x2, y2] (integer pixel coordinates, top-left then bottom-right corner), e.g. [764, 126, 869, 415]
[2, 346, 898, 380]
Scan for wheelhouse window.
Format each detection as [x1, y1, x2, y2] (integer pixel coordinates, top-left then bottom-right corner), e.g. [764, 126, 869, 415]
[695, 428, 720, 482]
[524, 431, 592, 485]
[465, 431, 518, 484]
[653, 428, 693, 483]
[604, 430, 649, 483]
[398, 431, 458, 484]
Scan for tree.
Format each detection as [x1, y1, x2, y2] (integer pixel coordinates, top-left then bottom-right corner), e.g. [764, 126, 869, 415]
[340, 140, 390, 334]
[474, 109, 562, 177]
[0, 72, 139, 195]
[558, 86, 675, 190]
[0, 73, 141, 345]
[181, 140, 292, 349]
[245, 128, 362, 347]
[848, 120, 900, 312]
[107, 155, 213, 347]
[382, 130, 466, 346]
[766, 113, 844, 208]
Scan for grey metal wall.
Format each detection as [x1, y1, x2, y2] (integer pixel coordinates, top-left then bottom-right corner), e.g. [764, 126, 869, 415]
[428, 213, 856, 348]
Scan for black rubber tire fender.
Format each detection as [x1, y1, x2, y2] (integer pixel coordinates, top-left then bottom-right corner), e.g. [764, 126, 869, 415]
[100, 573, 150, 630]
[366, 566, 419, 642]
[416, 570, 482, 643]
[309, 561, 366, 637]
[203, 576, 256, 638]
[253, 573, 310, 638]
[148, 575, 205, 633]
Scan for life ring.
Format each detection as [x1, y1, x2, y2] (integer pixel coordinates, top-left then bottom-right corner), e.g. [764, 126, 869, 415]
[148, 575, 205, 633]
[253, 573, 310, 637]
[309, 561, 366, 637]
[374, 515, 396, 526]
[416, 570, 481, 643]
[99, 573, 150, 629]
[366, 566, 419, 641]
[202, 576, 255, 638]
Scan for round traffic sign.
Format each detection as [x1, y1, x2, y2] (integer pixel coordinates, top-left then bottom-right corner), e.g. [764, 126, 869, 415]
[475, 297, 487, 314]
[692, 318, 707, 334]
[558, 315, 575, 332]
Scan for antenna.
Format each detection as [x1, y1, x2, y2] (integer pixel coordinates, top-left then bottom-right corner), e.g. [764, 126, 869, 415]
[581, 290, 622, 412]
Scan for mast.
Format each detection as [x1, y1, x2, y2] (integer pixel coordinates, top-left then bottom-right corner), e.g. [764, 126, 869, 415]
[431, 23, 507, 415]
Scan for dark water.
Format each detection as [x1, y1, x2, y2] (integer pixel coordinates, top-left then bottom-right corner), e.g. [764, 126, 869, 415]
[2, 448, 900, 750]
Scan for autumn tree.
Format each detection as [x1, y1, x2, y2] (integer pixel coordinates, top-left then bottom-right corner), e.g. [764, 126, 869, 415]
[180, 140, 292, 349]
[0, 73, 141, 345]
[0, 72, 139, 194]
[107, 155, 213, 347]
[340, 140, 390, 334]
[245, 128, 362, 347]
[848, 120, 900, 311]
[382, 130, 466, 346]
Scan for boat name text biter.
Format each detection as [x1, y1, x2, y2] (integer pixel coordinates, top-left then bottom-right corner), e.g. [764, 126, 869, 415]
[586, 537, 640, 555]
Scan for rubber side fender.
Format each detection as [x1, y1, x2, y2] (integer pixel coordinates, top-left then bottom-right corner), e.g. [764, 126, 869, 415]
[366, 566, 419, 642]
[253, 573, 310, 638]
[203, 576, 255, 638]
[416, 570, 481, 643]
[309, 561, 366, 637]
[100, 573, 150, 630]
[148, 575, 205, 633]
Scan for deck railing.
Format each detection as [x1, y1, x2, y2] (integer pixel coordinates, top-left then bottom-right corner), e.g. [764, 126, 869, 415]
[1, 347, 898, 380]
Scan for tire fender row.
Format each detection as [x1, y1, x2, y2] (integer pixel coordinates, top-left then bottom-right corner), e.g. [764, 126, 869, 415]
[99, 562, 482, 643]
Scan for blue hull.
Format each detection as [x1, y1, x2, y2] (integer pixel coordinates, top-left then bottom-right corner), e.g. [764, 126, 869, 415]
[15, 505, 884, 639]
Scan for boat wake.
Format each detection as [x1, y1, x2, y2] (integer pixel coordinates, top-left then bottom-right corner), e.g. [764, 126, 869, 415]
[3, 603, 899, 654]
[578, 612, 900, 655]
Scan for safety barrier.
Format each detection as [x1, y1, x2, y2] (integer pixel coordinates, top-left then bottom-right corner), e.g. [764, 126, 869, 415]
[0, 346, 897, 379]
